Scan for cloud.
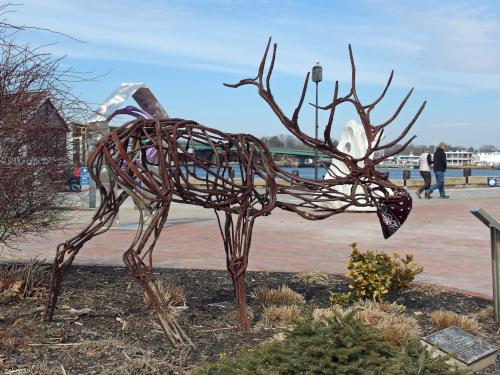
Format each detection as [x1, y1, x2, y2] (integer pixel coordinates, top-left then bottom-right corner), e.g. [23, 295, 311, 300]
[374, 2, 500, 91]
[8, 1, 500, 94]
[3, 0, 497, 148]
[413, 4, 500, 73]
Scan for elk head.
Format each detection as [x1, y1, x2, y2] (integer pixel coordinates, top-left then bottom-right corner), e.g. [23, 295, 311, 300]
[225, 38, 426, 239]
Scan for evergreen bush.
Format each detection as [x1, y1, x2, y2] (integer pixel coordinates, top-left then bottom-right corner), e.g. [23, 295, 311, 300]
[192, 313, 464, 375]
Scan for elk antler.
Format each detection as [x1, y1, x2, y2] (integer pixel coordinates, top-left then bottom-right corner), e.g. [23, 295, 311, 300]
[224, 37, 352, 163]
[316, 44, 426, 163]
[225, 38, 426, 166]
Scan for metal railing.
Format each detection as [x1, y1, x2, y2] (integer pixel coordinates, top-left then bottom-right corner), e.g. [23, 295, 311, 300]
[470, 208, 500, 328]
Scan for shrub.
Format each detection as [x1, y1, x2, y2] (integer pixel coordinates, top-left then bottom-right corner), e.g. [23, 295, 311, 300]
[347, 243, 423, 300]
[329, 290, 357, 306]
[192, 313, 465, 375]
[315, 301, 419, 347]
[251, 285, 304, 308]
[430, 310, 479, 335]
[390, 253, 424, 290]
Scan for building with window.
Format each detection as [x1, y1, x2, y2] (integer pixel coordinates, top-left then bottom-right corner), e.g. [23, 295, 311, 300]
[473, 152, 500, 166]
[445, 151, 473, 166]
[394, 150, 473, 168]
[395, 153, 419, 167]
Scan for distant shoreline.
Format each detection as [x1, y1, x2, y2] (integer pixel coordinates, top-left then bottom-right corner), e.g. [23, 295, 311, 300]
[288, 165, 500, 170]
[378, 165, 500, 170]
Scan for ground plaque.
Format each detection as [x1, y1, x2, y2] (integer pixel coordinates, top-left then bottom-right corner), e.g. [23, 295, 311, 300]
[422, 327, 497, 372]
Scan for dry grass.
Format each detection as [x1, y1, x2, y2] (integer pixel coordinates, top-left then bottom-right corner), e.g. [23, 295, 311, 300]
[101, 356, 179, 375]
[252, 285, 305, 308]
[355, 308, 421, 346]
[412, 283, 444, 297]
[79, 338, 126, 353]
[476, 306, 494, 319]
[313, 301, 420, 346]
[0, 326, 17, 352]
[312, 306, 351, 325]
[0, 259, 49, 301]
[295, 272, 329, 286]
[144, 279, 185, 309]
[24, 351, 179, 375]
[353, 299, 406, 314]
[270, 332, 287, 342]
[262, 305, 302, 326]
[430, 310, 479, 334]
[24, 362, 62, 375]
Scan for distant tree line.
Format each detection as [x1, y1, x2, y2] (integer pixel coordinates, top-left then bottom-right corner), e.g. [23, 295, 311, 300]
[260, 134, 498, 155]
[260, 134, 337, 150]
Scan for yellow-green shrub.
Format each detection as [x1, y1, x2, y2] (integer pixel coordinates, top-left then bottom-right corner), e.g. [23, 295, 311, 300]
[347, 243, 423, 301]
[391, 253, 424, 290]
[328, 291, 357, 306]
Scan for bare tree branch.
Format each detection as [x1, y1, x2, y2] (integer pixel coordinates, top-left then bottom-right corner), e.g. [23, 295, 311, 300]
[0, 2, 92, 249]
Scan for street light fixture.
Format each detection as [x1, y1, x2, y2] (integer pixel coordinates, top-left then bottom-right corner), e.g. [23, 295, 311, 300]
[311, 59, 322, 179]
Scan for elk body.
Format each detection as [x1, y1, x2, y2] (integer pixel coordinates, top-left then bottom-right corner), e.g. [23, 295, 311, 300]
[43, 39, 425, 347]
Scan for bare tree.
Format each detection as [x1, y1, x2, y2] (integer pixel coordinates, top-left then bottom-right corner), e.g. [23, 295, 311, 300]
[261, 134, 325, 150]
[0, 3, 89, 249]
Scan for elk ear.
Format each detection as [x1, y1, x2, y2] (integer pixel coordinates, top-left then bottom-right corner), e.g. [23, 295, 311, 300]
[376, 191, 412, 239]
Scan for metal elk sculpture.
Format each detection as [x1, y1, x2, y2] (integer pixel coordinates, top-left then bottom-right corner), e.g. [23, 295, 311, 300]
[43, 38, 425, 347]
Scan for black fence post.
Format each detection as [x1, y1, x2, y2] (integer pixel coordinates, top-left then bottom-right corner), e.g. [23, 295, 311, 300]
[402, 169, 411, 187]
[463, 168, 471, 184]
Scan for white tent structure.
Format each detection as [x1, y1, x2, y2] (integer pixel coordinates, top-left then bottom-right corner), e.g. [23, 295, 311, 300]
[83, 83, 168, 220]
[84, 82, 169, 160]
[323, 119, 377, 212]
[89, 82, 168, 124]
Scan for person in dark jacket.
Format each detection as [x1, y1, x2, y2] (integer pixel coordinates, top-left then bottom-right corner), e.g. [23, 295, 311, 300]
[425, 142, 449, 199]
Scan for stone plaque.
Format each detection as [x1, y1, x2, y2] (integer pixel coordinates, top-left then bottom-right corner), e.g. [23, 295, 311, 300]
[423, 327, 497, 367]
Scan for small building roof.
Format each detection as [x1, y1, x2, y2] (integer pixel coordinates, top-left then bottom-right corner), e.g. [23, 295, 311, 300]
[0, 91, 69, 129]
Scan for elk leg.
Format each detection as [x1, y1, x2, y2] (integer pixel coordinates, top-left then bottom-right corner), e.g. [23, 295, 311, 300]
[43, 189, 128, 322]
[229, 256, 250, 331]
[122, 201, 193, 348]
[217, 211, 256, 331]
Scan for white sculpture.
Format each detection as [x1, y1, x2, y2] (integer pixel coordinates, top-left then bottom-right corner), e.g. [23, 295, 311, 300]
[89, 82, 168, 124]
[323, 119, 377, 211]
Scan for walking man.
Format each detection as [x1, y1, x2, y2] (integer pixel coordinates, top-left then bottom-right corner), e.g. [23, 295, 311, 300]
[416, 149, 432, 198]
[425, 142, 449, 199]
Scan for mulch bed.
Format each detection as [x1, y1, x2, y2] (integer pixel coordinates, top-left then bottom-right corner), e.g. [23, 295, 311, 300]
[1, 265, 499, 374]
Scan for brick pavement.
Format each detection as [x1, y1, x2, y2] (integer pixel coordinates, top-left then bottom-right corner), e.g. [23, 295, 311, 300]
[2, 188, 500, 299]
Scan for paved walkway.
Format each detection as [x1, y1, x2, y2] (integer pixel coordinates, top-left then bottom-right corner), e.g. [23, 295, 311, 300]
[2, 187, 500, 299]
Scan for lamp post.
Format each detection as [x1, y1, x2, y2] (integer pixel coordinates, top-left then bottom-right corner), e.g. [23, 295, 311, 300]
[311, 59, 322, 179]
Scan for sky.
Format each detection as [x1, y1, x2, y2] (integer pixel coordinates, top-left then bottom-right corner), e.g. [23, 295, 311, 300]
[6, 0, 500, 148]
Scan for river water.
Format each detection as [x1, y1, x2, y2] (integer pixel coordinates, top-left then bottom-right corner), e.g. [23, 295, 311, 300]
[279, 166, 500, 180]
[190, 166, 500, 180]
